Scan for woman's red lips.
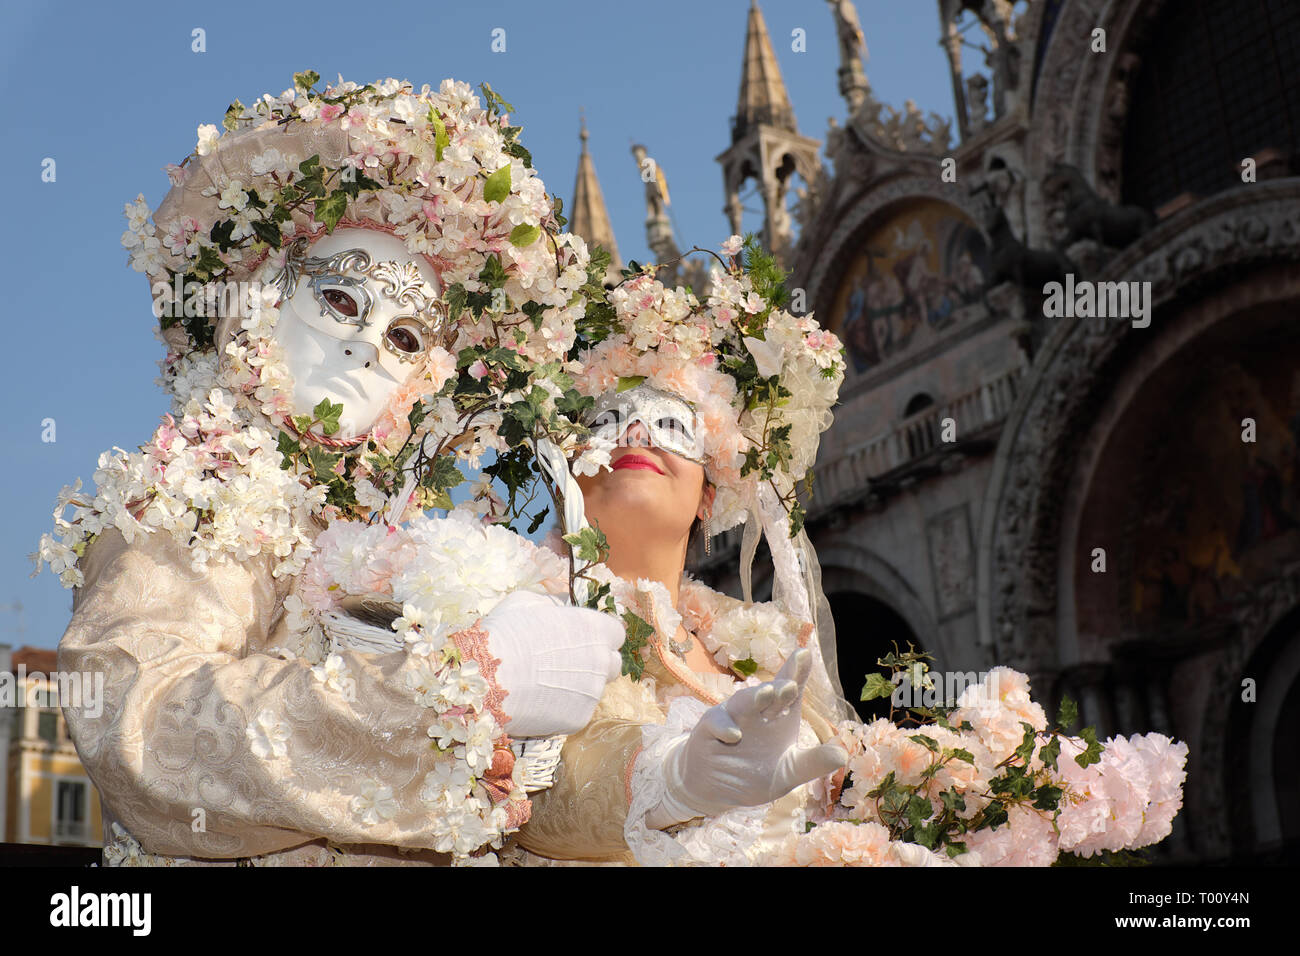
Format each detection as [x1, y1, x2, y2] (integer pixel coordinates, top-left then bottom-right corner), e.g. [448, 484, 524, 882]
[612, 454, 663, 474]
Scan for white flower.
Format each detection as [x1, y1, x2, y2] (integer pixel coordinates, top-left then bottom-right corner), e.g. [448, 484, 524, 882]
[350, 779, 399, 825]
[249, 147, 287, 176]
[195, 124, 221, 156]
[245, 708, 291, 759]
[218, 180, 249, 212]
[311, 653, 353, 697]
[743, 335, 786, 379]
[720, 235, 743, 256]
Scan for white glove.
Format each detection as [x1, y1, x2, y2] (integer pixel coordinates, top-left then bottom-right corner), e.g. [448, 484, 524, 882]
[646, 648, 848, 827]
[482, 590, 624, 738]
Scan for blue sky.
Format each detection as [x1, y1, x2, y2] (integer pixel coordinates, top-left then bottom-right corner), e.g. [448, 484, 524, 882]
[0, 0, 954, 649]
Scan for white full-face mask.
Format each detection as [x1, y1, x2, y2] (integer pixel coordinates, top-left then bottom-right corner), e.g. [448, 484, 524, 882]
[271, 228, 443, 439]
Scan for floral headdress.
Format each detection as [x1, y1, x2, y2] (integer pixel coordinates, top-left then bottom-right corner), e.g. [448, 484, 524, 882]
[565, 236, 852, 716]
[36, 71, 594, 586]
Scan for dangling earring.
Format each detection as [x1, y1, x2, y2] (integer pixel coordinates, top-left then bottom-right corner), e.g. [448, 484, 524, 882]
[704, 513, 712, 556]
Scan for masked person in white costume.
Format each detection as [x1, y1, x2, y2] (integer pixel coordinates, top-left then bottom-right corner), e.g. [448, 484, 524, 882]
[38, 74, 625, 865]
[508, 251, 860, 866]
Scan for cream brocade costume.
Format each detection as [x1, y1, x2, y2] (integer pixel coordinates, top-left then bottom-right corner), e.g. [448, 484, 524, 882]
[510, 576, 842, 867]
[61, 525, 544, 866]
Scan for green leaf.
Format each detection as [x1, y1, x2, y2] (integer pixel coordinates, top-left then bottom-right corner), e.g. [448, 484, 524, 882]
[443, 283, 468, 323]
[503, 138, 533, 169]
[426, 454, 466, 494]
[251, 219, 283, 249]
[312, 398, 343, 436]
[293, 70, 320, 91]
[428, 107, 450, 162]
[619, 611, 654, 681]
[223, 99, 245, 132]
[562, 526, 606, 564]
[946, 747, 975, 765]
[478, 254, 508, 289]
[616, 375, 646, 393]
[483, 164, 512, 204]
[275, 431, 300, 468]
[1038, 735, 1061, 771]
[731, 658, 759, 678]
[1012, 722, 1038, 764]
[478, 81, 516, 119]
[1056, 696, 1078, 731]
[315, 190, 350, 233]
[1074, 726, 1103, 768]
[860, 672, 895, 702]
[909, 734, 940, 753]
[1032, 784, 1063, 811]
[526, 507, 549, 535]
[508, 223, 540, 248]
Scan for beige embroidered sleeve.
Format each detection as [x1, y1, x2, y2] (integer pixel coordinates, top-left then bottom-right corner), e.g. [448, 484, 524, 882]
[57, 527, 497, 860]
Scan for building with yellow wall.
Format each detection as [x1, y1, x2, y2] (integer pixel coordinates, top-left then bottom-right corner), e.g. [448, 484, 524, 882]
[2, 645, 102, 847]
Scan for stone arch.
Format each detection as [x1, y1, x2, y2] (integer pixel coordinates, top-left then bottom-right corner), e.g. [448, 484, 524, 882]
[1218, 600, 1300, 858]
[975, 182, 1300, 666]
[1022, 0, 1161, 243]
[816, 540, 939, 657]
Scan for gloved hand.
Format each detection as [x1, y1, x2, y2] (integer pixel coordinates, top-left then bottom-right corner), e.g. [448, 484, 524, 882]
[646, 648, 848, 827]
[482, 590, 624, 738]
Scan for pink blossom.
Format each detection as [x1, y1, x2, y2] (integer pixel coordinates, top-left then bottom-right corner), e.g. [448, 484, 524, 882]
[468, 359, 489, 380]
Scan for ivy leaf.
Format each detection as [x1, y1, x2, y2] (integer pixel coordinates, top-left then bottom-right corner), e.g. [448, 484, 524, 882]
[556, 388, 594, 420]
[619, 611, 653, 681]
[503, 138, 533, 169]
[427, 454, 466, 495]
[312, 398, 343, 436]
[293, 70, 320, 91]
[483, 164, 512, 204]
[1038, 735, 1062, 771]
[1013, 722, 1037, 764]
[562, 526, 606, 564]
[616, 375, 646, 393]
[306, 445, 341, 481]
[731, 658, 758, 678]
[909, 734, 940, 753]
[275, 432, 300, 469]
[1032, 784, 1063, 811]
[223, 99, 245, 132]
[1056, 696, 1078, 731]
[1074, 726, 1103, 768]
[315, 190, 350, 232]
[251, 219, 283, 249]
[435, 286, 465, 327]
[209, 219, 237, 252]
[526, 507, 549, 535]
[860, 672, 895, 702]
[478, 253, 508, 289]
[508, 223, 540, 248]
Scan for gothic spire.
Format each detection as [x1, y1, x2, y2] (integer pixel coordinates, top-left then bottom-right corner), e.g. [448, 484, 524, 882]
[569, 112, 622, 286]
[732, 0, 798, 143]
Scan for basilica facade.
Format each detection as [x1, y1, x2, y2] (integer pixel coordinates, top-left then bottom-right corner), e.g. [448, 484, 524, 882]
[569, 0, 1300, 865]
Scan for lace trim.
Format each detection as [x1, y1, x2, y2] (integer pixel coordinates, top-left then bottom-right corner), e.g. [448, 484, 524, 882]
[451, 622, 511, 730]
[450, 623, 530, 828]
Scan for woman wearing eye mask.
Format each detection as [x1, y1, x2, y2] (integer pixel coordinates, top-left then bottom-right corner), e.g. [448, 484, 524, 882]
[43, 76, 626, 866]
[509, 271, 858, 867]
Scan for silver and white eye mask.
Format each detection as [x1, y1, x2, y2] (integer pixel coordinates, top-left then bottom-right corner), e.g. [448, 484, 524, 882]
[586, 384, 705, 464]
